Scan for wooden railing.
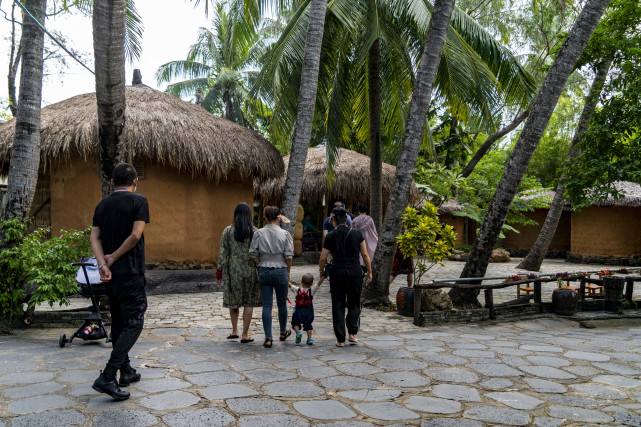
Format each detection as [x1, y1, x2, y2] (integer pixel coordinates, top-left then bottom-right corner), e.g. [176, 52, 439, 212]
[412, 268, 640, 326]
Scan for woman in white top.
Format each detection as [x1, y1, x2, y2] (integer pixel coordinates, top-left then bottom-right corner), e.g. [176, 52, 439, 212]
[249, 206, 294, 348]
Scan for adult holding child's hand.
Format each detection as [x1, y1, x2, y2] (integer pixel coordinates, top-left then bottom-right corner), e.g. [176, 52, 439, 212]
[319, 207, 372, 347]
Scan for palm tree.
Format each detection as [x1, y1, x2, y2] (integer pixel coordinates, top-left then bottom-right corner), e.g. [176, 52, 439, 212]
[1, 0, 47, 221]
[362, 0, 456, 305]
[451, 0, 612, 307]
[155, 2, 268, 127]
[253, 0, 536, 227]
[93, 0, 127, 196]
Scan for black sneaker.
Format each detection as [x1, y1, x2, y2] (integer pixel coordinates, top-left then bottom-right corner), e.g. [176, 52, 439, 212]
[118, 367, 141, 387]
[92, 371, 130, 401]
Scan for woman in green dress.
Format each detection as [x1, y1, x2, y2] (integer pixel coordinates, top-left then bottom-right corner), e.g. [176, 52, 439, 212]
[216, 202, 261, 343]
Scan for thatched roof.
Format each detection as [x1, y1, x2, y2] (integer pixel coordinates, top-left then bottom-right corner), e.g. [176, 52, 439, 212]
[438, 199, 466, 214]
[254, 146, 420, 205]
[597, 181, 641, 207]
[0, 87, 283, 181]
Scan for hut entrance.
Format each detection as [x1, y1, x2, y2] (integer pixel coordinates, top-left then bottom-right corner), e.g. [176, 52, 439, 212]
[28, 174, 51, 237]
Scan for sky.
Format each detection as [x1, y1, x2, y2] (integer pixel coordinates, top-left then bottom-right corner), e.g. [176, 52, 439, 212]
[0, 0, 211, 109]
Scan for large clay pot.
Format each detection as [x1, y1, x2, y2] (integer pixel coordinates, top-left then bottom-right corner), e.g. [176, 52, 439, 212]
[294, 222, 304, 240]
[552, 288, 578, 316]
[603, 276, 625, 313]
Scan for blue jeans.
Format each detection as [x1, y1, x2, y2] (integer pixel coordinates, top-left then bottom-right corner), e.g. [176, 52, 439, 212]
[259, 267, 289, 339]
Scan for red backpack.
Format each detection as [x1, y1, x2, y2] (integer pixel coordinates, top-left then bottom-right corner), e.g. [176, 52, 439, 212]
[295, 288, 313, 307]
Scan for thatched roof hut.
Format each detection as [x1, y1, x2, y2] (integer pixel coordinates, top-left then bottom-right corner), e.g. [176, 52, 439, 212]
[254, 146, 420, 207]
[0, 87, 283, 265]
[0, 87, 283, 181]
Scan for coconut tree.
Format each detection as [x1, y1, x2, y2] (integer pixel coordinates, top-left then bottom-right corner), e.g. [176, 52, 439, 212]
[0, 0, 47, 221]
[253, 0, 536, 229]
[155, 2, 269, 127]
[362, 0, 456, 304]
[450, 0, 612, 307]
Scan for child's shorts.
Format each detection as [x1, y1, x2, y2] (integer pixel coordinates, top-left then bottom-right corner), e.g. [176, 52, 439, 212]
[291, 305, 314, 331]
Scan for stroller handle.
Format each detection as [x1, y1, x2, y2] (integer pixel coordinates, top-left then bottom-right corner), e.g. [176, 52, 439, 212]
[72, 262, 97, 267]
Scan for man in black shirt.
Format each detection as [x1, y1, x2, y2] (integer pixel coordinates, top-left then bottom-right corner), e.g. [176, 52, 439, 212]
[90, 163, 150, 401]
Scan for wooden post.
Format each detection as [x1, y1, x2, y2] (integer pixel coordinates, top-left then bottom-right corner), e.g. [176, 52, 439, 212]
[413, 286, 423, 326]
[534, 280, 542, 313]
[625, 278, 634, 303]
[484, 289, 495, 320]
[579, 278, 586, 309]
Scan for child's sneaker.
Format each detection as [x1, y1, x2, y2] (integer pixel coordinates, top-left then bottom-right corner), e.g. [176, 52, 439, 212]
[307, 338, 314, 345]
[295, 332, 302, 344]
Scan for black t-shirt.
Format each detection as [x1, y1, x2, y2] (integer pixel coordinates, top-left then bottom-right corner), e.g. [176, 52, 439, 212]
[92, 191, 150, 275]
[323, 226, 364, 266]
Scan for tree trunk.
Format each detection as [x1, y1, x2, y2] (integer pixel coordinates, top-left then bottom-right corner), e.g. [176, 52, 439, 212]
[7, 1, 23, 117]
[0, 0, 47, 221]
[280, 0, 328, 233]
[93, 0, 127, 197]
[517, 57, 613, 271]
[368, 38, 383, 232]
[460, 110, 530, 178]
[362, 0, 456, 305]
[450, 0, 612, 307]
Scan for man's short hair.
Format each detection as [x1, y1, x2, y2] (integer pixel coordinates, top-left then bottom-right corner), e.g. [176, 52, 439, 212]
[301, 273, 314, 286]
[113, 163, 137, 187]
[333, 201, 344, 208]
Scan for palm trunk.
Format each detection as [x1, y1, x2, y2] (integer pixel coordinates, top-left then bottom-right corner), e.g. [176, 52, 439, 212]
[93, 0, 127, 197]
[450, 0, 612, 307]
[517, 57, 613, 271]
[460, 110, 529, 178]
[1, 0, 47, 221]
[280, 0, 328, 233]
[7, 1, 23, 117]
[362, 0, 456, 305]
[368, 38, 382, 232]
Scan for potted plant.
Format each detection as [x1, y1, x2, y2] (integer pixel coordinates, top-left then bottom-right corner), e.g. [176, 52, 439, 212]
[552, 277, 578, 315]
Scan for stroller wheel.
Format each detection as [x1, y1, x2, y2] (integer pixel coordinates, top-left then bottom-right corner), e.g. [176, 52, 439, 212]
[59, 334, 66, 348]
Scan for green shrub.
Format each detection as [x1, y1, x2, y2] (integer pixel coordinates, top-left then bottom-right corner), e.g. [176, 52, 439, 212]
[0, 219, 91, 330]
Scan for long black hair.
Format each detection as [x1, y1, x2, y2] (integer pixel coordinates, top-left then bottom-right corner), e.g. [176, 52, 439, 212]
[331, 206, 349, 258]
[233, 202, 254, 242]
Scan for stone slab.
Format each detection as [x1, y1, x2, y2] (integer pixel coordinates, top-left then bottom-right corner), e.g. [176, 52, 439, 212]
[463, 405, 530, 426]
[0, 372, 54, 385]
[93, 410, 158, 427]
[294, 400, 356, 420]
[571, 383, 628, 400]
[335, 363, 383, 376]
[265, 381, 324, 397]
[376, 372, 430, 387]
[11, 410, 85, 427]
[139, 390, 200, 411]
[180, 362, 228, 373]
[421, 419, 482, 427]
[564, 350, 610, 362]
[485, 391, 544, 410]
[321, 376, 381, 390]
[134, 378, 191, 393]
[548, 405, 613, 423]
[376, 359, 427, 371]
[405, 396, 461, 414]
[594, 375, 641, 388]
[3, 381, 63, 399]
[202, 384, 259, 400]
[8, 395, 71, 415]
[354, 402, 419, 421]
[432, 384, 481, 402]
[238, 414, 308, 427]
[468, 363, 523, 377]
[480, 378, 514, 390]
[424, 368, 479, 383]
[185, 371, 245, 386]
[518, 365, 576, 379]
[243, 369, 297, 383]
[338, 389, 402, 401]
[524, 378, 567, 394]
[162, 408, 235, 427]
[226, 397, 289, 414]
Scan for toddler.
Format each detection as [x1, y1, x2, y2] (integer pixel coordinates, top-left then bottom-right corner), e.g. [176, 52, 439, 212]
[289, 273, 321, 345]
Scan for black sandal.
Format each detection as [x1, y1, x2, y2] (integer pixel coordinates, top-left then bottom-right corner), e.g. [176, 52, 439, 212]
[263, 338, 273, 348]
[279, 329, 292, 341]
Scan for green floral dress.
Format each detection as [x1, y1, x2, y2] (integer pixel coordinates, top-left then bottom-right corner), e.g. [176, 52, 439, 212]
[218, 225, 261, 309]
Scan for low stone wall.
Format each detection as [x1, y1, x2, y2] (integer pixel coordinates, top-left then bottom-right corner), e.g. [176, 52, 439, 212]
[417, 304, 539, 326]
[507, 249, 567, 259]
[566, 252, 641, 266]
[30, 309, 111, 329]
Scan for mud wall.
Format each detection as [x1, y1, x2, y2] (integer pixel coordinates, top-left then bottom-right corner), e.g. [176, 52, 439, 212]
[502, 209, 571, 251]
[571, 206, 641, 256]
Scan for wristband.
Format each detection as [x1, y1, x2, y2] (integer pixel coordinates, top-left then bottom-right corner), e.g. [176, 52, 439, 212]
[98, 263, 106, 270]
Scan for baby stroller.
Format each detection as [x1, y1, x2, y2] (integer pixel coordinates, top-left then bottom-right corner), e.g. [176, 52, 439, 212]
[58, 258, 111, 347]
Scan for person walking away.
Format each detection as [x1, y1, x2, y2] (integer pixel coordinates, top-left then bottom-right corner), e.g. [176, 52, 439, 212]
[90, 163, 149, 401]
[250, 206, 294, 348]
[319, 207, 372, 347]
[216, 202, 261, 343]
[289, 273, 321, 345]
[351, 204, 378, 273]
[322, 201, 352, 241]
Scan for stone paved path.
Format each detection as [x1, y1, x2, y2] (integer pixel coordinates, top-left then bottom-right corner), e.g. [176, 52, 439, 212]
[2, 258, 641, 426]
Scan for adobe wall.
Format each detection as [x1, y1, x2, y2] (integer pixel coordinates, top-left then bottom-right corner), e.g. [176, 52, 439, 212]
[502, 209, 571, 251]
[49, 156, 253, 264]
[571, 206, 641, 257]
[439, 214, 467, 247]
